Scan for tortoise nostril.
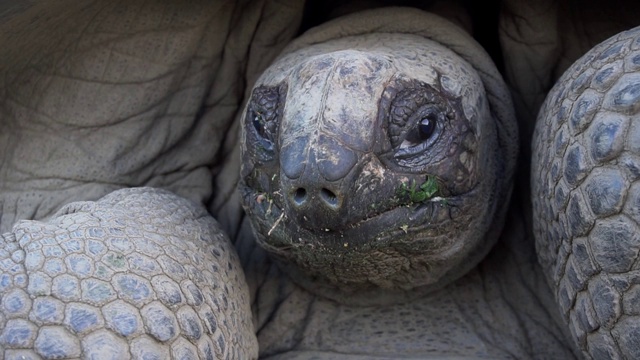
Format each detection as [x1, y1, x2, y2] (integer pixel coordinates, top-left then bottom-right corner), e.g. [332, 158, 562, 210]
[320, 188, 339, 208]
[290, 187, 341, 209]
[293, 188, 307, 205]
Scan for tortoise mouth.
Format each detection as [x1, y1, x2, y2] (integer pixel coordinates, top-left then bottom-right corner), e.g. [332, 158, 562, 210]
[241, 184, 459, 249]
[240, 179, 494, 303]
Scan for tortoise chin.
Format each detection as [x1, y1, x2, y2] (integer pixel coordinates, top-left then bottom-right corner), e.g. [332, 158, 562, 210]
[239, 32, 512, 304]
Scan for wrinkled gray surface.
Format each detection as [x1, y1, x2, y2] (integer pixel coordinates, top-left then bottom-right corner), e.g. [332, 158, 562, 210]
[0, 0, 639, 359]
[0, 0, 304, 235]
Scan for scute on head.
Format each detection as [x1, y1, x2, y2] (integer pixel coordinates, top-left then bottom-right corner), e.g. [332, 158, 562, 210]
[240, 29, 510, 305]
[259, 33, 486, 128]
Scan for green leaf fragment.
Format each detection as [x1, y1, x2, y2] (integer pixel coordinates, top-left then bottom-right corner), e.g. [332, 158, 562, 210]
[419, 176, 439, 198]
[400, 176, 440, 204]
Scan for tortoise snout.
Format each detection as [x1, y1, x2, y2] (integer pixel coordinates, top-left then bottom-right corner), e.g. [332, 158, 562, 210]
[280, 134, 360, 229]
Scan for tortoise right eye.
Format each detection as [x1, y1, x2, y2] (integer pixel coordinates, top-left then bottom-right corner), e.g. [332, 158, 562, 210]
[244, 83, 287, 161]
[252, 111, 267, 139]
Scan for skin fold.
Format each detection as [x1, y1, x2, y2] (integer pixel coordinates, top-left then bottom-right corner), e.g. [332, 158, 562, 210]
[1, 1, 639, 359]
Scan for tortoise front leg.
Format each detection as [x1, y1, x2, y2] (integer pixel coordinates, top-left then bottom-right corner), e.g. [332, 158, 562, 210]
[532, 25, 640, 359]
[0, 187, 258, 359]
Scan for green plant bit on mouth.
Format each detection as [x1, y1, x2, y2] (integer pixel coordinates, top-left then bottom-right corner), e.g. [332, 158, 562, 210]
[398, 175, 440, 204]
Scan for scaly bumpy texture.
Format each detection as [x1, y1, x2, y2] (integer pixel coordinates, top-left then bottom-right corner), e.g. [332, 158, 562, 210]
[533, 26, 640, 358]
[0, 187, 257, 359]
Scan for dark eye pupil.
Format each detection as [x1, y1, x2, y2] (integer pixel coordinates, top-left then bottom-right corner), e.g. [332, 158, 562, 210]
[418, 117, 436, 140]
[253, 113, 266, 137]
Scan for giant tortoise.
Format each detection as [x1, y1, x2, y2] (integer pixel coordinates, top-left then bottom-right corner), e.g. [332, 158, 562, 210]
[1, 0, 639, 359]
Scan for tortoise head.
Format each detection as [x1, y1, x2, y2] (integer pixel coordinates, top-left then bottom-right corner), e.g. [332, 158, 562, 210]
[239, 32, 510, 305]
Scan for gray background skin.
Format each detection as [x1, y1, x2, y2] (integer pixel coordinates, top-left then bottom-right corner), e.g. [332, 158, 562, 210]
[0, 0, 639, 359]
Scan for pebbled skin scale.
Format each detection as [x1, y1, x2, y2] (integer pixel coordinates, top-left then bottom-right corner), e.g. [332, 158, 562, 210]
[532, 25, 640, 359]
[0, 187, 258, 360]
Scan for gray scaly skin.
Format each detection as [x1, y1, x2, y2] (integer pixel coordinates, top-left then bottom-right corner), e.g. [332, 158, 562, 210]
[0, 3, 640, 360]
[533, 26, 640, 358]
[0, 188, 257, 359]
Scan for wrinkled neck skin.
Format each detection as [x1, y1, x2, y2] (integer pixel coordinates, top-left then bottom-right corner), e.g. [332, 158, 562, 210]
[327, 0, 474, 34]
[250, 211, 576, 359]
